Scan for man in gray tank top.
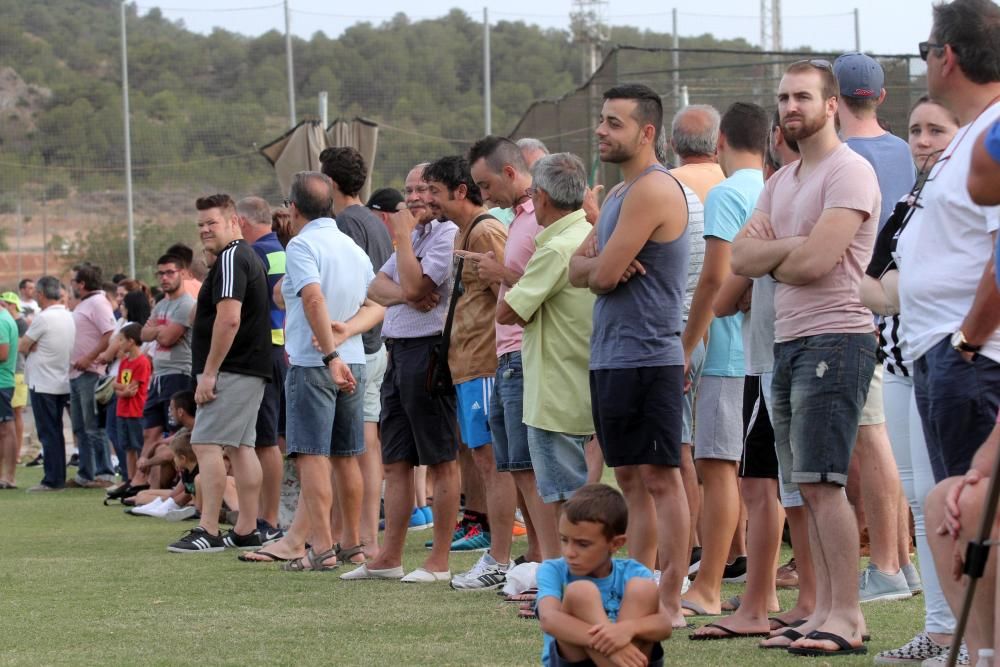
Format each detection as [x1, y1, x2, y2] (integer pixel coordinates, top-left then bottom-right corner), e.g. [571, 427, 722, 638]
[569, 83, 691, 628]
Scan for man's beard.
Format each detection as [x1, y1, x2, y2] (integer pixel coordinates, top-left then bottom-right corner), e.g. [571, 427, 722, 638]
[781, 111, 826, 142]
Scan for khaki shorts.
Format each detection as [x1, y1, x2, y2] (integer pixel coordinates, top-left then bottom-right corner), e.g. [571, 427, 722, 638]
[859, 363, 885, 426]
[363, 345, 387, 423]
[12, 373, 27, 409]
[190, 372, 266, 447]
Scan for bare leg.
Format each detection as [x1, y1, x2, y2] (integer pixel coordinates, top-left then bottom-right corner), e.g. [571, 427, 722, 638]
[222, 475, 239, 512]
[615, 466, 657, 569]
[683, 459, 739, 615]
[585, 437, 604, 484]
[423, 459, 459, 573]
[240, 488, 309, 561]
[471, 444, 517, 564]
[330, 455, 364, 558]
[729, 494, 748, 562]
[226, 446, 262, 537]
[512, 469, 560, 560]
[131, 426, 163, 486]
[460, 446, 485, 514]
[414, 464, 427, 507]
[367, 461, 413, 570]
[255, 445, 283, 528]
[897, 489, 913, 567]
[295, 454, 336, 565]
[642, 464, 690, 627]
[13, 407, 23, 464]
[680, 444, 700, 553]
[359, 422, 383, 558]
[856, 423, 902, 573]
[192, 444, 228, 535]
[0, 420, 17, 484]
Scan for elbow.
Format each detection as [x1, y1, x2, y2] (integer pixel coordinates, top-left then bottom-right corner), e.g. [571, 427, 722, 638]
[401, 285, 427, 303]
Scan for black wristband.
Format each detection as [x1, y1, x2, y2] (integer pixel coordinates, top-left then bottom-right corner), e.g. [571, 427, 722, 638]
[322, 350, 340, 366]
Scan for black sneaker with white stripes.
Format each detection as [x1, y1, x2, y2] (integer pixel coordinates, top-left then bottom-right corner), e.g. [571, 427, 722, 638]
[167, 527, 225, 554]
[222, 529, 262, 550]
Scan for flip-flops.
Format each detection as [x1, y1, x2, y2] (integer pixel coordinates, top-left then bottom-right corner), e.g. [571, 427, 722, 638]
[681, 599, 718, 617]
[786, 630, 867, 657]
[238, 549, 289, 563]
[768, 617, 806, 631]
[759, 628, 805, 649]
[689, 622, 771, 640]
[0, 481, 18, 489]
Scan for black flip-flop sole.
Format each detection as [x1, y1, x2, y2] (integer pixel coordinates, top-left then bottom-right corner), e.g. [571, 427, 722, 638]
[238, 550, 289, 563]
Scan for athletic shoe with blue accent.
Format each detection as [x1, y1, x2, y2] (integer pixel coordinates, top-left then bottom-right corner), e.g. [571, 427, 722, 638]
[408, 506, 430, 531]
[426, 522, 467, 549]
[450, 524, 490, 552]
[420, 505, 434, 528]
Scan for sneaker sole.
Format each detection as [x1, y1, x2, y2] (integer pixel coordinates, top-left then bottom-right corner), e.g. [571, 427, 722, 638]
[167, 545, 224, 554]
[407, 524, 431, 532]
[722, 574, 747, 583]
[860, 590, 913, 603]
[451, 581, 506, 591]
[450, 545, 489, 553]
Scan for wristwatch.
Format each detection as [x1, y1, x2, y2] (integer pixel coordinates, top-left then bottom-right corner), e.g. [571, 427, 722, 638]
[951, 330, 983, 354]
[322, 350, 340, 366]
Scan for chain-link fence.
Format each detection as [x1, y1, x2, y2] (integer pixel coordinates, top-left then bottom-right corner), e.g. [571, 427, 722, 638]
[511, 45, 925, 187]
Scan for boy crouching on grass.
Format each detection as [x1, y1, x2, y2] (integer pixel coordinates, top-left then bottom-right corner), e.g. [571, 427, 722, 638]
[536, 484, 670, 667]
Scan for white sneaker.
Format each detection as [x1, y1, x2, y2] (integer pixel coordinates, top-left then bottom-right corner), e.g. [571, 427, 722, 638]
[165, 506, 198, 522]
[401, 567, 451, 583]
[451, 556, 511, 591]
[651, 570, 691, 595]
[132, 498, 165, 516]
[149, 498, 180, 518]
[454, 552, 495, 584]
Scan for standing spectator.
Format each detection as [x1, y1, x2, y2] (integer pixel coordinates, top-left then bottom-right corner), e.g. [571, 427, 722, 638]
[18, 279, 38, 322]
[236, 196, 287, 542]
[731, 60, 881, 655]
[319, 148, 395, 560]
[1, 293, 30, 471]
[569, 84, 692, 624]
[113, 323, 151, 482]
[516, 137, 550, 168]
[67, 264, 117, 488]
[167, 243, 204, 301]
[22, 276, 74, 492]
[0, 292, 20, 488]
[278, 173, 379, 571]
[343, 163, 461, 582]
[167, 194, 271, 553]
[835, 51, 916, 603]
[136, 255, 195, 491]
[497, 152, 595, 521]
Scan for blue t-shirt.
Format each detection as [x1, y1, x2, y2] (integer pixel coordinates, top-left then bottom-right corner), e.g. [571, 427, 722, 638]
[251, 232, 287, 347]
[846, 134, 917, 232]
[702, 169, 764, 377]
[536, 557, 652, 665]
[987, 120, 1000, 164]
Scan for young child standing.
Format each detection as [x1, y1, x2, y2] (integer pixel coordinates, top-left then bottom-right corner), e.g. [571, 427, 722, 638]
[537, 484, 671, 667]
[114, 323, 151, 481]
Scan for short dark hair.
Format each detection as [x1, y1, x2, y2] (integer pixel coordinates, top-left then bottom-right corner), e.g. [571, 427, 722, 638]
[119, 322, 142, 346]
[73, 263, 102, 291]
[422, 156, 484, 206]
[562, 483, 629, 541]
[842, 96, 880, 114]
[170, 390, 197, 417]
[111, 273, 128, 284]
[290, 171, 335, 221]
[36, 276, 60, 301]
[784, 61, 839, 101]
[720, 102, 770, 155]
[156, 254, 185, 270]
[102, 281, 118, 295]
[165, 243, 194, 269]
[467, 135, 529, 175]
[195, 194, 236, 215]
[603, 83, 664, 137]
[319, 147, 368, 198]
[932, 0, 1000, 84]
[122, 290, 151, 326]
[18, 278, 33, 290]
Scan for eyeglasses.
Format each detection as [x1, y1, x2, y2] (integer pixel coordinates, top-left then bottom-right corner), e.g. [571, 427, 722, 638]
[282, 198, 295, 209]
[155, 270, 178, 278]
[918, 41, 946, 61]
[790, 58, 833, 71]
[526, 186, 539, 197]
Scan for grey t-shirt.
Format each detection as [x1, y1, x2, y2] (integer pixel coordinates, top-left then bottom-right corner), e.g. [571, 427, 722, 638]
[742, 275, 776, 376]
[846, 134, 916, 232]
[14, 316, 27, 373]
[149, 293, 195, 377]
[335, 204, 394, 354]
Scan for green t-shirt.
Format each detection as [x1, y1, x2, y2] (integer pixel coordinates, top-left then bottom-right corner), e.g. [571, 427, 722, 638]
[0, 309, 20, 389]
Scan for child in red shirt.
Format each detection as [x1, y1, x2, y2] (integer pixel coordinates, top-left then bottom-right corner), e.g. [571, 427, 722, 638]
[115, 323, 152, 481]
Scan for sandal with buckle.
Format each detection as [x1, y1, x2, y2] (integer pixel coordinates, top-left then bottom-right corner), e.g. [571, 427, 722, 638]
[282, 546, 339, 572]
[337, 543, 366, 565]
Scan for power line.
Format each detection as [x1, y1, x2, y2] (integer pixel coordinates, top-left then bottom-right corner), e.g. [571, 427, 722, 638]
[0, 150, 261, 173]
[134, 2, 282, 13]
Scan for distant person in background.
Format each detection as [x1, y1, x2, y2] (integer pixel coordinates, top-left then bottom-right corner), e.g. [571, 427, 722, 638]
[366, 187, 405, 235]
[0, 291, 20, 488]
[516, 137, 550, 168]
[22, 276, 75, 492]
[1, 293, 30, 472]
[167, 243, 203, 300]
[18, 279, 38, 322]
[271, 208, 294, 248]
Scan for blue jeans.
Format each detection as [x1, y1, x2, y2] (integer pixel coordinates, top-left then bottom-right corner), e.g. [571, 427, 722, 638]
[488, 352, 531, 472]
[526, 426, 589, 503]
[285, 364, 366, 457]
[31, 390, 69, 489]
[70, 372, 114, 482]
[771, 333, 877, 494]
[913, 335, 1000, 481]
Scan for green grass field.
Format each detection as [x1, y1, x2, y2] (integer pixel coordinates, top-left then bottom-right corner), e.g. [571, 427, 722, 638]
[1, 466, 925, 666]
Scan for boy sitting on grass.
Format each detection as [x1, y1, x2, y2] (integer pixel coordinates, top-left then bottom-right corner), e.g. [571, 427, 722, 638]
[537, 484, 670, 667]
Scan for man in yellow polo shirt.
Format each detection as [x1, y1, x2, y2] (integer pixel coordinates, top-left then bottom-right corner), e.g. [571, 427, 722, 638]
[497, 152, 595, 509]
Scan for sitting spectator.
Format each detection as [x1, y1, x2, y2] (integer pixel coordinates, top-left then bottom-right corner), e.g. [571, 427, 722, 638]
[537, 484, 670, 667]
[126, 391, 196, 507]
[113, 323, 151, 483]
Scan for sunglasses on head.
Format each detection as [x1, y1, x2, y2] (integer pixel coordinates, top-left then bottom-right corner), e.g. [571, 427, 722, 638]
[790, 58, 834, 71]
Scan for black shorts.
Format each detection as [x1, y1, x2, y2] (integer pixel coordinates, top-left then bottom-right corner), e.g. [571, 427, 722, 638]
[254, 346, 287, 447]
[142, 373, 193, 431]
[0, 386, 13, 422]
[380, 337, 460, 467]
[550, 641, 663, 667]
[739, 375, 778, 479]
[590, 366, 683, 467]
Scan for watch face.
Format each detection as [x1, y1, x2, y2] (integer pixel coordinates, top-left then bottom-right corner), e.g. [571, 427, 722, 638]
[951, 331, 963, 348]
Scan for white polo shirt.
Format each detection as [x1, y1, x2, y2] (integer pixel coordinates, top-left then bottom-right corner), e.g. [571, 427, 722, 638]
[24, 304, 75, 395]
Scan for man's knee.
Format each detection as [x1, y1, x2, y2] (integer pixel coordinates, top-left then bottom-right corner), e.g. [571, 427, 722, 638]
[639, 466, 680, 498]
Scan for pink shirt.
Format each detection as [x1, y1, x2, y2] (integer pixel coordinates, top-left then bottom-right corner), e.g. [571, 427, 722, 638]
[495, 198, 542, 356]
[70, 292, 116, 378]
[755, 143, 881, 342]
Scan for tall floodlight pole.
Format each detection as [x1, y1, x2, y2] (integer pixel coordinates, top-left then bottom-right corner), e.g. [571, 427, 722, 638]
[121, 1, 136, 277]
[484, 8, 492, 135]
[854, 8, 861, 51]
[285, 0, 296, 127]
[672, 8, 680, 109]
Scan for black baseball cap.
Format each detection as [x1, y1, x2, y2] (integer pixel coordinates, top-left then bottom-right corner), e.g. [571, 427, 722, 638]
[366, 187, 404, 213]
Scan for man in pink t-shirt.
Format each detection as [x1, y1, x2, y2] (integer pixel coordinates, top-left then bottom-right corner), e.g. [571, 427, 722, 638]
[68, 264, 118, 488]
[450, 135, 549, 591]
[732, 61, 880, 656]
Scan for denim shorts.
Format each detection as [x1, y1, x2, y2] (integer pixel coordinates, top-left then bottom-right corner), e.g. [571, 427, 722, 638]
[489, 352, 531, 472]
[526, 425, 589, 503]
[285, 364, 366, 458]
[119, 416, 145, 452]
[914, 335, 1000, 481]
[456, 376, 494, 448]
[771, 333, 877, 493]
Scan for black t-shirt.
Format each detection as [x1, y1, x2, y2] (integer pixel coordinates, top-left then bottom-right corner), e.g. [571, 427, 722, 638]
[335, 204, 394, 354]
[191, 239, 272, 380]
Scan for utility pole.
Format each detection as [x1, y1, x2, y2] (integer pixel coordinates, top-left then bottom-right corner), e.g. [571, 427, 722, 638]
[570, 0, 609, 81]
[284, 0, 296, 127]
[854, 8, 861, 51]
[120, 1, 136, 278]
[761, 0, 783, 82]
[484, 8, 492, 135]
[672, 8, 679, 110]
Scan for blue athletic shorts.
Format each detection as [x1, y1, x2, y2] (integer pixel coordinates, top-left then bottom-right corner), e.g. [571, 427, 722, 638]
[456, 377, 493, 448]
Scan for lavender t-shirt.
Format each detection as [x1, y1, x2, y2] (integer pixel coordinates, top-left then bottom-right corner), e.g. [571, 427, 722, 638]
[755, 144, 881, 342]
